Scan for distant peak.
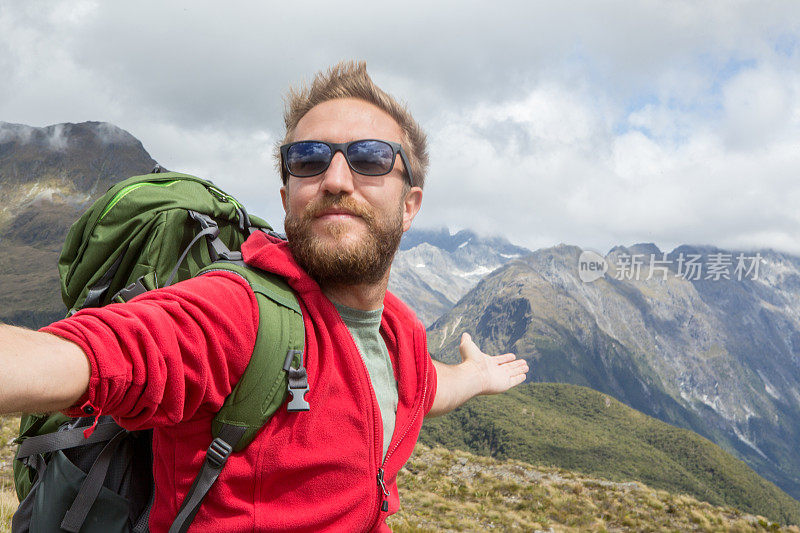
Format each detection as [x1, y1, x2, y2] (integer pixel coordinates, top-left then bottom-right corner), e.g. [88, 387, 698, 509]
[628, 242, 663, 256]
[528, 243, 583, 256]
[401, 227, 529, 254]
[0, 121, 142, 151]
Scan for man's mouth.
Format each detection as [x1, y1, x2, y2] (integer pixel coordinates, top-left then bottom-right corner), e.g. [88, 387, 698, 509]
[315, 208, 361, 221]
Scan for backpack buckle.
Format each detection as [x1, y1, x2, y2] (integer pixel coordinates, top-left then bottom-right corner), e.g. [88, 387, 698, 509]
[206, 437, 233, 469]
[187, 210, 242, 261]
[286, 379, 310, 412]
[283, 349, 310, 412]
[113, 276, 149, 303]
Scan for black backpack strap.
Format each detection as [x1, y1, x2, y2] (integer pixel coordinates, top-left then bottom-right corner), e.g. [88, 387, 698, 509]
[163, 213, 222, 287]
[60, 428, 130, 532]
[168, 424, 247, 533]
[164, 211, 243, 287]
[16, 419, 124, 460]
[78, 253, 125, 311]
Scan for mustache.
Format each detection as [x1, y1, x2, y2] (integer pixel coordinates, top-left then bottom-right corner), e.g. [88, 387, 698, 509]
[303, 195, 375, 223]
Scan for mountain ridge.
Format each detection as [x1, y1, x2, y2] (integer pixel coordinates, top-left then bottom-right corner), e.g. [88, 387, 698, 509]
[0, 121, 158, 327]
[389, 228, 530, 325]
[427, 242, 800, 501]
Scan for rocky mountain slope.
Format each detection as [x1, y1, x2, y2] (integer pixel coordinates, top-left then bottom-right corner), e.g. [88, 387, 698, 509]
[427, 243, 800, 502]
[0, 121, 157, 327]
[389, 228, 529, 325]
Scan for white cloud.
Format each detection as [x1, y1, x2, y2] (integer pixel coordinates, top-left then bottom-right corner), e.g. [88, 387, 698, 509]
[721, 66, 798, 149]
[417, 55, 800, 253]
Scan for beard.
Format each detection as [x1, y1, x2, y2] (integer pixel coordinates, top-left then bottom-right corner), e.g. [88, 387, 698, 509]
[284, 194, 404, 286]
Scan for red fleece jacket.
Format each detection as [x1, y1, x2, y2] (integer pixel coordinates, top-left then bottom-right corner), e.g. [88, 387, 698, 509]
[42, 231, 437, 532]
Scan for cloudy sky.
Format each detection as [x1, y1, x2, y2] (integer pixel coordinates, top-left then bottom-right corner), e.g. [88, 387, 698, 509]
[2, 1, 800, 254]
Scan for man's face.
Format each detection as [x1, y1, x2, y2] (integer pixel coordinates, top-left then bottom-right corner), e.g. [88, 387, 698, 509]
[280, 98, 423, 285]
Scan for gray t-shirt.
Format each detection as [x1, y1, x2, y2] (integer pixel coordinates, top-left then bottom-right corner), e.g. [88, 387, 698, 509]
[333, 301, 399, 461]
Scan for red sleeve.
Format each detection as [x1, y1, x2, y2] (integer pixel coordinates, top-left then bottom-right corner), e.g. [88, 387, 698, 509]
[40, 271, 259, 430]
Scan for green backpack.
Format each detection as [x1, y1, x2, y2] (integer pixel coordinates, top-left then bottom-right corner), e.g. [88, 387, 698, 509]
[12, 169, 310, 533]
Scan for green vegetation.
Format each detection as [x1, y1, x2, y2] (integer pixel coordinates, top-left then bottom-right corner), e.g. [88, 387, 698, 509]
[420, 382, 800, 526]
[1, 413, 797, 532]
[389, 444, 800, 532]
[0, 491, 14, 533]
[1, 416, 19, 533]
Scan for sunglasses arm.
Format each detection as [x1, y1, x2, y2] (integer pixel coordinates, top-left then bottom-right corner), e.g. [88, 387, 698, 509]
[397, 149, 415, 187]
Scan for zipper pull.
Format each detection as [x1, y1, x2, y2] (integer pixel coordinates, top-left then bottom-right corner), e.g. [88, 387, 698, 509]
[377, 468, 389, 512]
[80, 401, 102, 439]
[208, 186, 230, 202]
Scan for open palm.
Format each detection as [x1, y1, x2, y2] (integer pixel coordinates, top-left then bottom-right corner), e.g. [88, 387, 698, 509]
[458, 332, 529, 394]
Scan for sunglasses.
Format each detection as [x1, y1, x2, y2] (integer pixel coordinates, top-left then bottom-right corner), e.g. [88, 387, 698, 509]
[280, 139, 414, 186]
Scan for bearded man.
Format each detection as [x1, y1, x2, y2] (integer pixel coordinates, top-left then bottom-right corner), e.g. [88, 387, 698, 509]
[0, 61, 528, 531]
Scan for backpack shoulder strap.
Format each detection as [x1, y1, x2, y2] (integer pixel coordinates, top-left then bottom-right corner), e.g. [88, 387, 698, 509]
[169, 260, 308, 533]
[207, 260, 309, 448]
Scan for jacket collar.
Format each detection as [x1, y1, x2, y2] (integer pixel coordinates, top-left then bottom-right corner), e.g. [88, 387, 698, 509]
[241, 231, 321, 295]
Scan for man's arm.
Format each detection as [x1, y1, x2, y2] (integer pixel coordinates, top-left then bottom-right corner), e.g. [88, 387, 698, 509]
[0, 271, 258, 424]
[0, 324, 90, 414]
[427, 332, 529, 417]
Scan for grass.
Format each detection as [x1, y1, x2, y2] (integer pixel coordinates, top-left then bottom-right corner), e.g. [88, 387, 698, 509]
[0, 416, 19, 533]
[388, 444, 800, 532]
[1, 414, 798, 532]
[0, 484, 14, 533]
[420, 382, 800, 525]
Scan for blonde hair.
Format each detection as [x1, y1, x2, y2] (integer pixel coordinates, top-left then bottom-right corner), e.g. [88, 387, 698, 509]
[278, 60, 429, 188]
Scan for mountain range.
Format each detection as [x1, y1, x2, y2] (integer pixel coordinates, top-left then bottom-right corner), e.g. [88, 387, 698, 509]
[425, 242, 800, 501]
[389, 228, 529, 325]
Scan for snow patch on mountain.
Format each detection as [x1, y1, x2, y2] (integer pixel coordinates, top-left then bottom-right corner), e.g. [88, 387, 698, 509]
[389, 228, 530, 326]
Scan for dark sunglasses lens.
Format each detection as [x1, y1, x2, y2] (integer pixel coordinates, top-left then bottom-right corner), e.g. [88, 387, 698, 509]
[286, 142, 332, 176]
[346, 140, 394, 175]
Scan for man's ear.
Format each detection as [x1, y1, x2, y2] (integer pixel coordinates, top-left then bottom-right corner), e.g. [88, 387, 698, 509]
[280, 184, 288, 213]
[402, 187, 423, 232]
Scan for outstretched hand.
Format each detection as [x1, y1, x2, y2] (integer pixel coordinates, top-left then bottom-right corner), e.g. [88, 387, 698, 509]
[458, 332, 529, 395]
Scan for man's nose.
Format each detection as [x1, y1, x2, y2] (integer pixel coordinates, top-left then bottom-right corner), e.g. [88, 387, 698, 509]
[320, 151, 355, 195]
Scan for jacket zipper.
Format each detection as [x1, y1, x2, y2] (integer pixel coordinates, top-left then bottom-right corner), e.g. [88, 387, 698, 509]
[207, 184, 243, 210]
[370, 328, 430, 527]
[334, 304, 431, 530]
[382, 332, 429, 466]
[376, 468, 389, 512]
[338, 319, 385, 532]
[79, 401, 103, 438]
